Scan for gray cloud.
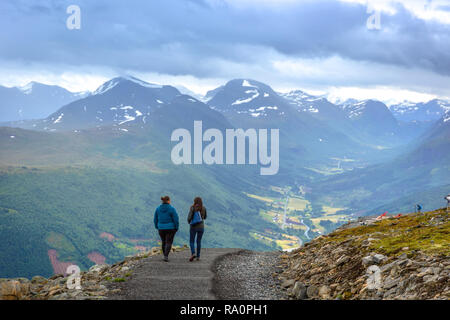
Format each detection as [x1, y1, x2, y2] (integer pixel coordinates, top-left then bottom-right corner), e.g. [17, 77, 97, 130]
[0, 0, 449, 83]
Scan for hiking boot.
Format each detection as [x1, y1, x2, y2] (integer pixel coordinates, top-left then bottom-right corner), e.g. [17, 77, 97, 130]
[163, 256, 169, 262]
[189, 255, 196, 262]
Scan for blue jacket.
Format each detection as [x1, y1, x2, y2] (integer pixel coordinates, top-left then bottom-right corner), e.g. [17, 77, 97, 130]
[154, 204, 179, 230]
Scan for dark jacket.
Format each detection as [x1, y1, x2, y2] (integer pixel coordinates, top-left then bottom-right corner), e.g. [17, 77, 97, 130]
[154, 203, 179, 230]
[187, 206, 207, 229]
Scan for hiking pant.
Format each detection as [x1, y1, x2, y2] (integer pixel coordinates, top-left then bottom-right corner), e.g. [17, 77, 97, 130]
[158, 229, 177, 257]
[189, 228, 204, 258]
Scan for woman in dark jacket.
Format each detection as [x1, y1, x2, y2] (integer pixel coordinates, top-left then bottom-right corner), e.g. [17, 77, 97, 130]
[187, 197, 207, 261]
[154, 196, 179, 262]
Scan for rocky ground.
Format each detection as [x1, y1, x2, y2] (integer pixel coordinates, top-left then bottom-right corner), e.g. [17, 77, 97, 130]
[107, 248, 241, 300]
[278, 208, 449, 300]
[212, 250, 287, 300]
[0, 246, 186, 300]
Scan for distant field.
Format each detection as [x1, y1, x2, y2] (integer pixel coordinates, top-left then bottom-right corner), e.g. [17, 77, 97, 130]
[247, 188, 349, 248]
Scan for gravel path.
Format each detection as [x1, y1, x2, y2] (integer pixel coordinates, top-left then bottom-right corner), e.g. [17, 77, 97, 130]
[212, 250, 287, 300]
[107, 248, 241, 300]
[106, 248, 286, 300]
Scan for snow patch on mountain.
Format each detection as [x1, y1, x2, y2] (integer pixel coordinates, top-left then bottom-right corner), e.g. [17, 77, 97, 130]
[281, 90, 316, 102]
[118, 114, 135, 125]
[242, 80, 258, 88]
[306, 106, 319, 113]
[232, 90, 260, 105]
[280, 90, 324, 114]
[444, 110, 450, 123]
[53, 113, 64, 124]
[19, 82, 36, 95]
[438, 100, 450, 113]
[341, 101, 367, 119]
[94, 79, 120, 95]
[250, 106, 278, 112]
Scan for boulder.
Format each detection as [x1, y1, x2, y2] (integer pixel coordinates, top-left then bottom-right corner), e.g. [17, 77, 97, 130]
[306, 285, 319, 298]
[318, 285, 331, 299]
[89, 264, 109, 273]
[373, 254, 387, 264]
[362, 254, 387, 266]
[0, 279, 30, 300]
[292, 282, 307, 300]
[281, 279, 295, 288]
[362, 256, 375, 266]
[31, 276, 48, 285]
[383, 278, 400, 290]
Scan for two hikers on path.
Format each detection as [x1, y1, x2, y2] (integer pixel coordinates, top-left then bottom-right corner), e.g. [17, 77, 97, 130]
[153, 195, 207, 262]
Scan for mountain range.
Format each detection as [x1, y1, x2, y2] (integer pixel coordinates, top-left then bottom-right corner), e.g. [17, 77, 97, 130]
[0, 75, 449, 278]
[389, 99, 450, 122]
[0, 82, 88, 122]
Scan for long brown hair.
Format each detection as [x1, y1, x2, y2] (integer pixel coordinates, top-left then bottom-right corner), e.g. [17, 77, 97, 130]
[193, 197, 203, 212]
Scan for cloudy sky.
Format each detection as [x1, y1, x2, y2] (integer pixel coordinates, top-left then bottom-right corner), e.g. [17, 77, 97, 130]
[0, 0, 449, 104]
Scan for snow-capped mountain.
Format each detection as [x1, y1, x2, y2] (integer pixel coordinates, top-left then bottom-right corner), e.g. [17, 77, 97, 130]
[205, 79, 371, 163]
[280, 90, 351, 127]
[279, 90, 318, 112]
[342, 99, 397, 126]
[0, 82, 88, 122]
[282, 91, 420, 147]
[389, 99, 450, 122]
[34, 77, 180, 131]
[279, 90, 332, 114]
[206, 79, 291, 122]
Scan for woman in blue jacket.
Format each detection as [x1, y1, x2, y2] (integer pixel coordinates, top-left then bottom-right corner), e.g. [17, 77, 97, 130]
[154, 196, 179, 262]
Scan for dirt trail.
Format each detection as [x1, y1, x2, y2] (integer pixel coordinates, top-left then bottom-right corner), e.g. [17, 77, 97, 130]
[107, 248, 242, 300]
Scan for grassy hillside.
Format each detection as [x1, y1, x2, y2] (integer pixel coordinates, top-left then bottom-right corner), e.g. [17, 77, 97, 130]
[0, 164, 278, 278]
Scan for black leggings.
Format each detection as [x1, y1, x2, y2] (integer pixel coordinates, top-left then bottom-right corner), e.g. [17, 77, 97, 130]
[158, 229, 177, 257]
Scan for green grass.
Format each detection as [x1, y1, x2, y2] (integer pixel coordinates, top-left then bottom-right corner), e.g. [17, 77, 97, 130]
[370, 209, 449, 256]
[326, 208, 449, 257]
